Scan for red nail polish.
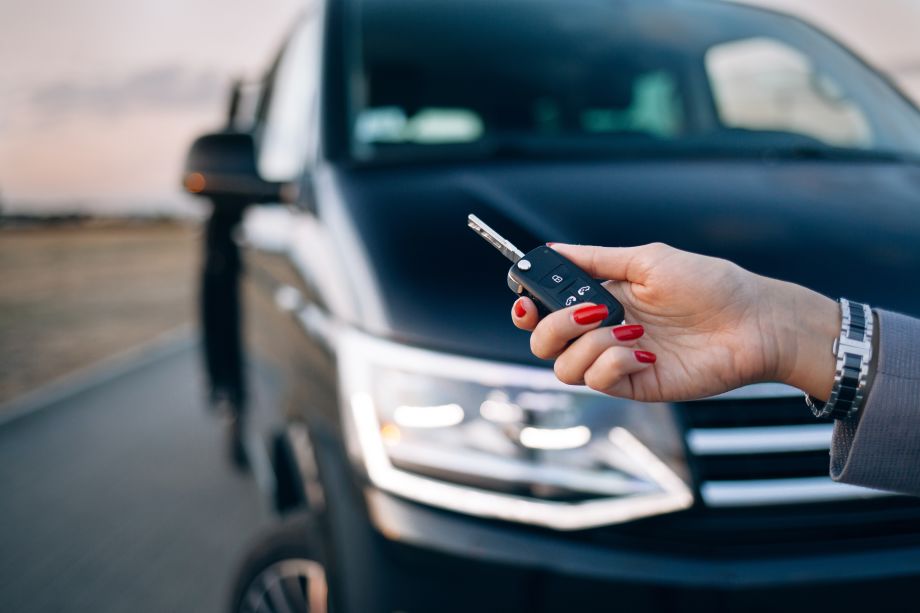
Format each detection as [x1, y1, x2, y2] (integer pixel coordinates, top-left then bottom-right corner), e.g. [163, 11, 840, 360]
[613, 324, 644, 341]
[546, 242, 557, 247]
[572, 304, 608, 325]
[635, 350, 657, 364]
[514, 300, 527, 318]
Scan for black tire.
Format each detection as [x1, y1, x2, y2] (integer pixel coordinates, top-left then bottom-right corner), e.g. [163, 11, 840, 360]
[229, 513, 329, 613]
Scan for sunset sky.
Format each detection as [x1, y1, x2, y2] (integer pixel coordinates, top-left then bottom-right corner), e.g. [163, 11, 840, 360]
[0, 0, 302, 215]
[1, 0, 918, 216]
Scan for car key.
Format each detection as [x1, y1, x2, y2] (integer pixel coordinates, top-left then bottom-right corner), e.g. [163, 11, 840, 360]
[468, 214, 625, 326]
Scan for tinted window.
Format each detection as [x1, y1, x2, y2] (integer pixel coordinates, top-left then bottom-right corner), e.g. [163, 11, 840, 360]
[349, 0, 920, 162]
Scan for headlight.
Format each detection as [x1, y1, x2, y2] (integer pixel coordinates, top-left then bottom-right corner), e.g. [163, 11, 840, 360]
[339, 329, 693, 530]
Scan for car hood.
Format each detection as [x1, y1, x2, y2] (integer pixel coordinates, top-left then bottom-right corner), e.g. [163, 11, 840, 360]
[330, 159, 920, 365]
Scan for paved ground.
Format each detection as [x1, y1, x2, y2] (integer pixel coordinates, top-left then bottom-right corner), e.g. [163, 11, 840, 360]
[0, 341, 272, 613]
[0, 220, 197, 404]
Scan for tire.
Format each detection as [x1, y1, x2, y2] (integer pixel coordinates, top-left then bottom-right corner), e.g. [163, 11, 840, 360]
[229, 513, 329, 613]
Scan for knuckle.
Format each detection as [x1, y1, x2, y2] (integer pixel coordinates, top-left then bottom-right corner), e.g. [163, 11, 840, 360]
[589, 246, 604, 279]
[602, 346, 628, 369]
[583, 368, 607, 392]
[646, 241, 671, 256]
[530, 334, 551, 360]
[543, 312, 568, 338]
[588, 349, 625, 390]
[530, 321, 560, 359]
[553, 357, 581, 386]
[589, 327, 613, 350]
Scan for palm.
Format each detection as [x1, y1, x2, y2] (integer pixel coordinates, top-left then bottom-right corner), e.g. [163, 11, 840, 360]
[602, 252, 770, 402]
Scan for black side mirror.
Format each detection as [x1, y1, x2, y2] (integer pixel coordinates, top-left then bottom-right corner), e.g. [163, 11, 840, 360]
[182, 131, 289, 204]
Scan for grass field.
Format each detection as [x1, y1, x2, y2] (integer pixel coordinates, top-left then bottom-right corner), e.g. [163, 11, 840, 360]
[0, 220, 199, 405]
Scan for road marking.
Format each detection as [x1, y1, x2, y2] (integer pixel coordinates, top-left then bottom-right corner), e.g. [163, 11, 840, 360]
[0, 324, 196, 428]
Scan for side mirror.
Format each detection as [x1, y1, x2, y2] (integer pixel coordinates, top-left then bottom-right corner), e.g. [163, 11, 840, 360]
[181, 131, 290, 204]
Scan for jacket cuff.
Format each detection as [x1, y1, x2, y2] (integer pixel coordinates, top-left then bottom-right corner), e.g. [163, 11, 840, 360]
[830, 309, 920, 496]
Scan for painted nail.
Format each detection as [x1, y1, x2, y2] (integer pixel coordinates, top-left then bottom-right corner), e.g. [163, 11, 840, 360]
[635, 350, 657, 364]
[613, 324, 644, 341]
[546, 242, 557, 247]
[514, 300, 527, 318]
[572, 304, 608, 325]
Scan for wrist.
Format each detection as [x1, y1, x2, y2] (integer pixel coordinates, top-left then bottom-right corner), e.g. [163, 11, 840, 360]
[764, 279, 840, 399]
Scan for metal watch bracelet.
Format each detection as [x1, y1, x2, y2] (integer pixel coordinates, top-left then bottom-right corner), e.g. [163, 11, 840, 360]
[805, 298, 873, 420]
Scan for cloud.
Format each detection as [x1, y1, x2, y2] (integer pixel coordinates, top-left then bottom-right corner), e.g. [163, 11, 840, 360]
[30, 64, 226, 115]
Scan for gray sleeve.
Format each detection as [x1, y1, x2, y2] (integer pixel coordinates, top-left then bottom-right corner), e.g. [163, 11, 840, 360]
[831, 309, 920, 495]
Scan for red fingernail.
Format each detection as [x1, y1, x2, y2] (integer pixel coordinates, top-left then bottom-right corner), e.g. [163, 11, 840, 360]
[514, 300, 526, 318]
[573, 304, 608, 325]
[546, 242, 557, 247]
[635, 350, 657, 364]
[613, 324, 644, 341]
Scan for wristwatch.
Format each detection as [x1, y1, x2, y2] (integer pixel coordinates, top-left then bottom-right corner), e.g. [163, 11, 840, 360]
[805, 298, 873, 420]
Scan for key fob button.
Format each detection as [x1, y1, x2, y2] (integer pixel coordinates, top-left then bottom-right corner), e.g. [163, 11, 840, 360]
[540, 265, 570, 289]
[571, 279, 596, 300]
[561, 293, 582, 308]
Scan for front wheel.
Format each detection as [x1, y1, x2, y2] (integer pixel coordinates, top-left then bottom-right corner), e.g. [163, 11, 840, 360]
[230, 513, 329, 613]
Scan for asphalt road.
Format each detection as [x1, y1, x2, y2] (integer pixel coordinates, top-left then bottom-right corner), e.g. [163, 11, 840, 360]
[0, 341, 272, 613]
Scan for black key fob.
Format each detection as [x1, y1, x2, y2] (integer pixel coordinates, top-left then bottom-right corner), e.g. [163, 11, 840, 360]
[508, 245, 625, 326]
[468, 214, 625, 326]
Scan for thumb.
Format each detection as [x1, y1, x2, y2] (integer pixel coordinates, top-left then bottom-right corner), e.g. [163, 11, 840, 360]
[549, 243, 646, 283]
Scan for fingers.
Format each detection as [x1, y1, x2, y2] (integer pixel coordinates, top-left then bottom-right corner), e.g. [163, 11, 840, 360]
[512, 294, 657, 398]
[583, 346, 657, 395]
[529, 303, 611, 359]
[549, 243, 672, 283]
[553, 324, 645, 385]
[511, 297, 539, 331]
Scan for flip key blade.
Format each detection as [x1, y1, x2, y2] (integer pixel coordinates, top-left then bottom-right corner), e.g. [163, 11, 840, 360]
[467, 214, 524, 263]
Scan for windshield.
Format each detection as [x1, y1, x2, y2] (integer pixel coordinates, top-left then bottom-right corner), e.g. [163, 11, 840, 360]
[348, 0, 920, 163]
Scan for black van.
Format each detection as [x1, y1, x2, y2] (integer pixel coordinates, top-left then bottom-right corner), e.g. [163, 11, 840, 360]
[183, 0, 920, 611]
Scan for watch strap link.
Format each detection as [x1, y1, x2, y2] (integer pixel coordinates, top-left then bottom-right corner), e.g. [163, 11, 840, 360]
[805, 298, 873, 420]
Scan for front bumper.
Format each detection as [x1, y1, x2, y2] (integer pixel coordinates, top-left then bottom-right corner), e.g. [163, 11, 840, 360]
[313, 428, 920, 612]
[357, 491, 920, 613]
[366, 489, 920, 589]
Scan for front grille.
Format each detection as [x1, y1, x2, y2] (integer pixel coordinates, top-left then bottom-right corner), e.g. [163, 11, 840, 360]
[575, 496, 920, 556]
[694, 449, 830, 481]
[676, 388, 881, 507]
[572, 387, 920, 555]
[681, 394, 832, 429]
[579, 385, 920, 556]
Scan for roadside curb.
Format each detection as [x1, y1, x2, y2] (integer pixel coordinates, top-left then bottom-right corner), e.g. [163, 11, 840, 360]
[0, 324, 197, 428]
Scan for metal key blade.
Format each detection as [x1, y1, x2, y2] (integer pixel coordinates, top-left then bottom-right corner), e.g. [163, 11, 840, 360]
[467, 214, 524, 263]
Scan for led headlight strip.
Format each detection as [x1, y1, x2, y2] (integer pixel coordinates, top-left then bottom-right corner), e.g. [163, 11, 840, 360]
[338, 329, 693, 531]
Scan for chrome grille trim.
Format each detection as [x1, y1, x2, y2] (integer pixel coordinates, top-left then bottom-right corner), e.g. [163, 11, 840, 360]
[702, 477, 893, 507]
[685, 385, 895, 507]
[688, 424, 833, 455]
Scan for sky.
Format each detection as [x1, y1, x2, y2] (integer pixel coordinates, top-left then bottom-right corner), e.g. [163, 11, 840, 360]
[0, 0, 918, 216]
[0, 0, 303, 215]
[736, 0, 920, 94]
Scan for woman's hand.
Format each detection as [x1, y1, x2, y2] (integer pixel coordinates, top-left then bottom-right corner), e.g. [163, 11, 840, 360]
[511, 243, 840, 402]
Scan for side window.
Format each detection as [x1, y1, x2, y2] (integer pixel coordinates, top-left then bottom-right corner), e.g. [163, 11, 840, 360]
[705, 37, 872, 147]
[258, 16, 321, 182]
